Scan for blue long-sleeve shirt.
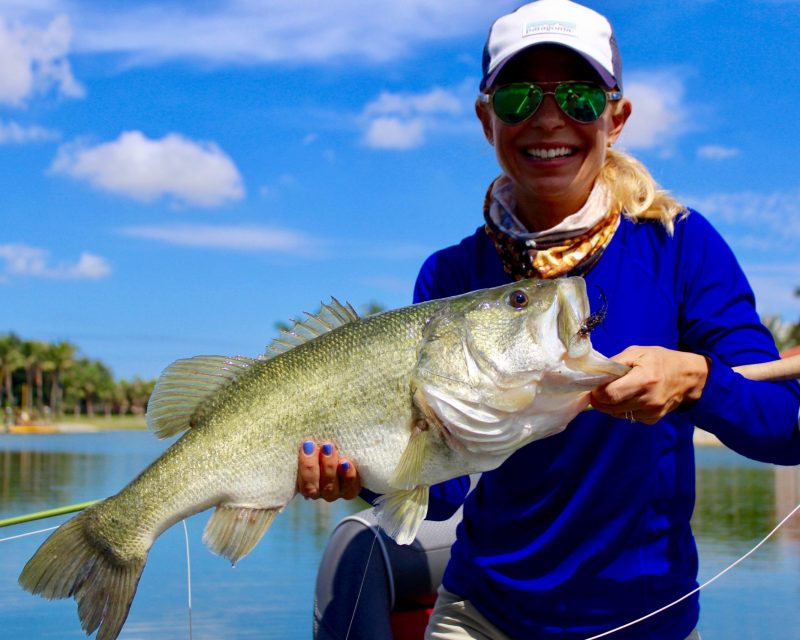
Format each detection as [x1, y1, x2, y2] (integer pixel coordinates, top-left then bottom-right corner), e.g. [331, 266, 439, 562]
[413, 211, 800, 639]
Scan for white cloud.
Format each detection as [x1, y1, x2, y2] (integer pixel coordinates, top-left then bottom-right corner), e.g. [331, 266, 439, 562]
[360, 84, 473, 150]
[0, 119, 59, 143]
[364, 88, 463, 118]
[50, 131, 245, 207]
[364, 117, 426, 150]
[688, 190, 800, 238]
[684, 189, 800, 318]
[617, 71, 689, 152]
[0, 15, 83, 106]
[53, 1, 502, 66]
[0, 243, 111, 280]
[697, 145, 740, 160]
[742, 262, 800, 321]
[120, 223, 320, 254]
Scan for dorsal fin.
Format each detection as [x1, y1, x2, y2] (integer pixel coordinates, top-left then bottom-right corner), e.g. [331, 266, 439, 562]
[146, 355, 256, 438]
[265, 297, 359, 358]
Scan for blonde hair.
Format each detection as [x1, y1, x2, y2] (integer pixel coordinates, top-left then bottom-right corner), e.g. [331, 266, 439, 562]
[599, 148, 688, 234]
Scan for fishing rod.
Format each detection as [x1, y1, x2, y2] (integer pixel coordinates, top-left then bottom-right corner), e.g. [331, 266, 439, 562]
[733, 353, 800, 381]
[0, 500, 98, 529]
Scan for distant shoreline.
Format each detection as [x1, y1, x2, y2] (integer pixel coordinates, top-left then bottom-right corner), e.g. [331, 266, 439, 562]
[2, 415, 147, 434]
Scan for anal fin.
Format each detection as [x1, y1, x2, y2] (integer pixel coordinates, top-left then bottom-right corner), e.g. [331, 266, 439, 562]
[203, 505, 282, 565]
[374, 486, 429, 545]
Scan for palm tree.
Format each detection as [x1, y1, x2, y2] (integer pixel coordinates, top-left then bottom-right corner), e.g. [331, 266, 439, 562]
[0, 334, 24, 408]
[21, 340, 49, 414]
[36, 344, 55, 416]
[126, 377, 156, 416]
[90, 361, 115, 418]
[790, 288, 800, 349]
[64, 358, 115, 417]
[116, 379, 132, 415]
[46, 340, 76, 416]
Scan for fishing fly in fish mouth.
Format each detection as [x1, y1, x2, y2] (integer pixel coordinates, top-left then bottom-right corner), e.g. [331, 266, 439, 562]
[16, 2, 800, 640]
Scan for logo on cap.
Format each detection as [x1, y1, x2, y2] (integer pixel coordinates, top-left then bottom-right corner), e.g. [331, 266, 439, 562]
[523, 20, 577, 38]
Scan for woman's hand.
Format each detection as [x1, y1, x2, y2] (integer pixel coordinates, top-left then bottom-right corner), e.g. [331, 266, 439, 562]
[590, 346, 710, 424]
[296, 440, 362, 501]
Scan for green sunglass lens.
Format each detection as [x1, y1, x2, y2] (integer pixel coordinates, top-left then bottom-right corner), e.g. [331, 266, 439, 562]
[493, 84, 543, 125]
[555, 83, 607, 123]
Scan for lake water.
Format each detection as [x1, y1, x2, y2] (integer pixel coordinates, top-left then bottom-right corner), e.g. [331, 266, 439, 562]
[1, 432, 799, 639]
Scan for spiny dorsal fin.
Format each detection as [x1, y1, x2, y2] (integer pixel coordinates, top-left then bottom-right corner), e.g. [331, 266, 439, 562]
[265, 297, 359, 358]
[146, 355, 256, 438]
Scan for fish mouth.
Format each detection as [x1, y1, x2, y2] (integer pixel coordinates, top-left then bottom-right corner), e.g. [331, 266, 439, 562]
[552, 279, 629, 385]
[555, 280, 590, 358]
[575, 352, 630, 383]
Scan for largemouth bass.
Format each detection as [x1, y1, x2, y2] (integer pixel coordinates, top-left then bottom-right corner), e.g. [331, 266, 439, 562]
[19, 277, 628, 640]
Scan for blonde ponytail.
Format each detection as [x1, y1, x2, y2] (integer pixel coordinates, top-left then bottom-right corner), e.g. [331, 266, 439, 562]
[600, 148, 688, 235]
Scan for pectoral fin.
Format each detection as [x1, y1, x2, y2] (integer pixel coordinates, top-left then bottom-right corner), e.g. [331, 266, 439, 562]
[374, 486, 429, 545]
[389, 422, 429, 490]
[203, 505, 281, 565]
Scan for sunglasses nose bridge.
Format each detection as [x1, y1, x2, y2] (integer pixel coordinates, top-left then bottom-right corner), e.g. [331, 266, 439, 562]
[534, 91, 570, 125]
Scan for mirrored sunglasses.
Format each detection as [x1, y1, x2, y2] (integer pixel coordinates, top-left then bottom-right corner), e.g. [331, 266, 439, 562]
[481, 82, 622, 125]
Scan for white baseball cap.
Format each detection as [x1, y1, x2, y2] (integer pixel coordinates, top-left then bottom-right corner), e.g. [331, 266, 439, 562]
[481, 0, 623, 92]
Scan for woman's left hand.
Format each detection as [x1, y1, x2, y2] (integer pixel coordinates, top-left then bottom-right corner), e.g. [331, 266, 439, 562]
[590, 346, 710, 424]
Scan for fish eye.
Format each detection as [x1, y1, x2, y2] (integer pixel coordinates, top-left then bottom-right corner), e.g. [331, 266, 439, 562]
[508, 290, 529, 310]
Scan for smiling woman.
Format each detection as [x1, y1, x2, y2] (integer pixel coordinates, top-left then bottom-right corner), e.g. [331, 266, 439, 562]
[298, 1, 800, 639]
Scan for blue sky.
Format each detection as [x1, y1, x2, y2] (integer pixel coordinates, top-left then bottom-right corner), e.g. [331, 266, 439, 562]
[2, 0, 799, 381]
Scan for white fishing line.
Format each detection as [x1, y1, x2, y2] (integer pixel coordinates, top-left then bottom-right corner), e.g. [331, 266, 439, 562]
[344, 530, 379, 640]
[0, 525, 58, 543]
[583, 500, 800, 639]
[182, 520, 193, 640]
[2, 521, 196, 639]
[5, 499, 800, 638]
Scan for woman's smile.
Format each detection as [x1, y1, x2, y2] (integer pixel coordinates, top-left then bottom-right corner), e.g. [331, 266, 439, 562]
[523, 145, 577, 161]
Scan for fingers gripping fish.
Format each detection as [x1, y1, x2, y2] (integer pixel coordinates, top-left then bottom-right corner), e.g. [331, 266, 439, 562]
[18, 277, 627, 640]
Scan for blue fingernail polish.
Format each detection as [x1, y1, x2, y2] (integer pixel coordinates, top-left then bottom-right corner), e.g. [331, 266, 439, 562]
[322, 443, 333, 456]
[303, 441, 315, 455]
[341, 460, 350, 472]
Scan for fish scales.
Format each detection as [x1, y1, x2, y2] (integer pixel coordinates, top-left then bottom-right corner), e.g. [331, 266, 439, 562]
[19, 277, 629, 640]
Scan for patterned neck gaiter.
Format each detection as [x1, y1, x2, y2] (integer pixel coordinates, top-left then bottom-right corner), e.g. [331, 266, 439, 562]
[483, 174, 620, 280]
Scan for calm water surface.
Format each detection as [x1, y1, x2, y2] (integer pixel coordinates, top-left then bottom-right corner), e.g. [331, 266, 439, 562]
[1, 432, 799, 639]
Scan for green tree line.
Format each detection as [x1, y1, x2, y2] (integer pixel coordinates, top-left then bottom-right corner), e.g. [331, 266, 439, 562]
[763, 288, 800, 353]
[0, 333, 155, 422]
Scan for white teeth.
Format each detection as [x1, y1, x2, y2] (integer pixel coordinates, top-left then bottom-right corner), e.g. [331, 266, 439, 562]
[526, 147, 573, 159]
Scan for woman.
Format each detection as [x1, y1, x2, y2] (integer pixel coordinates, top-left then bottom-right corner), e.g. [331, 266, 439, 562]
[300, 1, 800, 638]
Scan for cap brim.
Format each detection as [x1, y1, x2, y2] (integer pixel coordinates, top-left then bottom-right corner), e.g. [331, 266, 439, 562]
[481, 43, 618, 92]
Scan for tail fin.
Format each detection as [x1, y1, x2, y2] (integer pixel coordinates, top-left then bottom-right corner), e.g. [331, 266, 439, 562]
[18, 513, 147, 640]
